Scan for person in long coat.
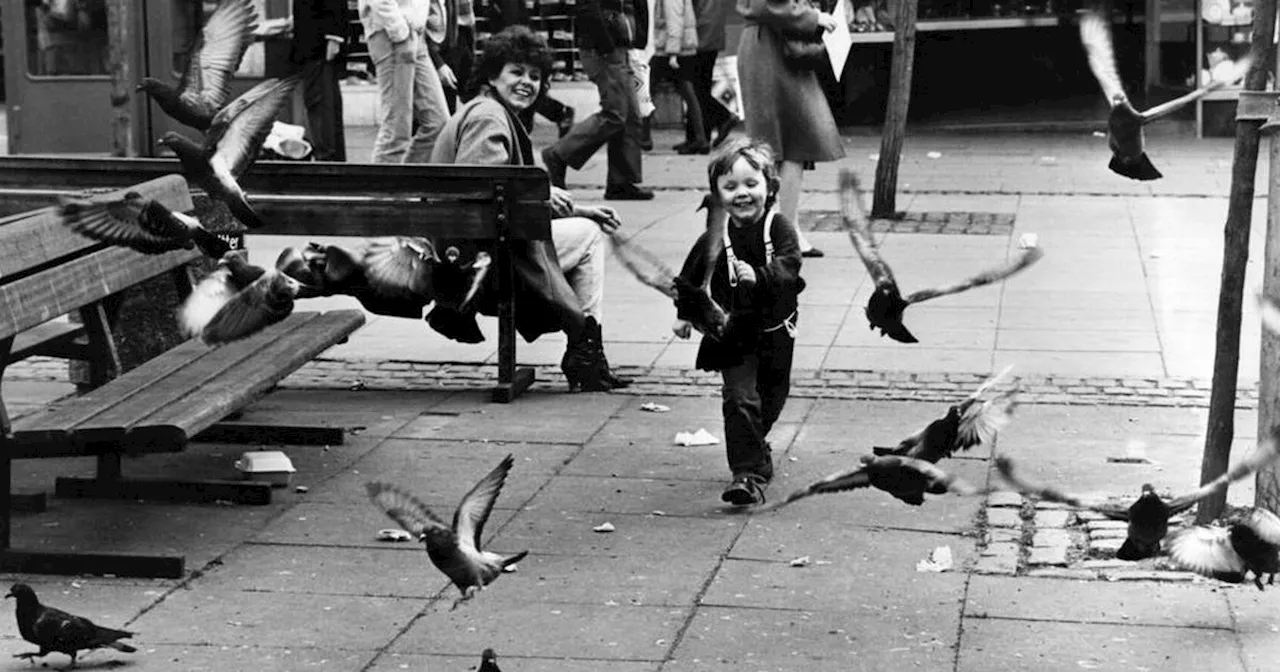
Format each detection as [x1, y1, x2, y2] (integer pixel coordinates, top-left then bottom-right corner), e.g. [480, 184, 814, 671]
[430, 25, 632, 392]
[736, 0, 842, 257]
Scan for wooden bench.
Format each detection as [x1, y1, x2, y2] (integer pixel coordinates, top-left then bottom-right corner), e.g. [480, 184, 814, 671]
[0, 157, 555, 403]
[0, 174, 366, 579]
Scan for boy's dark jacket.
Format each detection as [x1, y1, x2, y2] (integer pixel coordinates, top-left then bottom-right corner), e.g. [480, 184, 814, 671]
[676, 210, 805, 371]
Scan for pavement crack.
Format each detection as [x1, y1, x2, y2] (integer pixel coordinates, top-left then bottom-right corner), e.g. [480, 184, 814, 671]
[962, 613, 1236, 631]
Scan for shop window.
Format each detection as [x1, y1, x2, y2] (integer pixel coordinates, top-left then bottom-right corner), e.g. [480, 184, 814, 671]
[25, 0, 109, 77]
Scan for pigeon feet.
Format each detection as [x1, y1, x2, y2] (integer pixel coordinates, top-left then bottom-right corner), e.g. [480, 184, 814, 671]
[451, 586, 481, 610]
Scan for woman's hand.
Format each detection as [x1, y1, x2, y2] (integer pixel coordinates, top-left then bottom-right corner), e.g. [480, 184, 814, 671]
[818, 12, 838, 31]
[672, 319, 693, 339]
[668, 55, 679, 71]
[733, 260, 757, 286]
[550, 186, 575, 218]
[578, 205, 622, 234]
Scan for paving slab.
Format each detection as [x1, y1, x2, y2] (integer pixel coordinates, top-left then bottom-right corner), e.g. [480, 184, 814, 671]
[459, 549, 717, 607]
[523, 475, 728, 518]
[1225, 586, 1280, 672]
[966, 575, 1232, 629]
[367, 652, 662, 672]
[667, 606, 955, 671]
[394, 391, 628, 443]
[0, 641, 378, 671]
[957, 617, 1243, 672]
[190, 542, 447, 598]
[250, 500, 522, 550]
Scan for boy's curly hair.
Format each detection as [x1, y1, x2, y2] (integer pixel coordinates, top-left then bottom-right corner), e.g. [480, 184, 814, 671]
[470, 25, 556, 95]
[706, 137, 781, 207]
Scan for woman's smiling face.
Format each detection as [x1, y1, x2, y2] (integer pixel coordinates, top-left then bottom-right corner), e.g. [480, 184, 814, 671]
[715, 156, 769, 223]
[489, 62, 543, 111]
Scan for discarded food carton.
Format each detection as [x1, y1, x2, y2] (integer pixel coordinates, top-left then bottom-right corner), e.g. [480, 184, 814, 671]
[234, 451, 296, 488]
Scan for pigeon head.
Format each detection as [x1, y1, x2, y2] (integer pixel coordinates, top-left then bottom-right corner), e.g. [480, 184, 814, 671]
[1139, 483, 1157, 497]
[136, 77, 168, 94]
[5, 584, 36, 602]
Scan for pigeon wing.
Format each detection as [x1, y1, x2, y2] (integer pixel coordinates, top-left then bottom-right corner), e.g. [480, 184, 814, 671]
[758, 464, 875, 513]
[361, 237, 437, 299]
[206, 73, 303, 176]
[607, 233, 680, 299]
[198, 270, 299, 344]
[365, 481, 453, 540]
[875, 455, 988, 497]
[1243, 508, 1280, 546]
[838, 169, 900, 291]
[955, 388, 1019, 450]
[698, 192, 728, 291]
[1139, 55, 1249, 122]
[993, 456, 1089, 508]
[1168, 526, 1247, 576]
[1079, 10, 1128, 106]
[904, 246, 1045, 305]
[452, 454, 515, 553]
[31, 605, 107, 653]
[1165, 427, 1280, 514]
[178, 0, 259, 113]
[59, 192, 186, 253]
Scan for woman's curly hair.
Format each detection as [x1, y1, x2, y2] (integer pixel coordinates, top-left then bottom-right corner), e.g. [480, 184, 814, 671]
[471, 25, 556, 94]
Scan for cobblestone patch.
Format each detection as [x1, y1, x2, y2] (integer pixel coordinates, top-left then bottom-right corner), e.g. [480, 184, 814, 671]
[799, 210, 1016, 235]
[972, 491, 1212, 583]
[4, 356, 1257, 408]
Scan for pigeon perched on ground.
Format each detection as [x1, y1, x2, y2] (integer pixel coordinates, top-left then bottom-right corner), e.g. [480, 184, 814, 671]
[277, 237, 447, 319]
[136, 0, 259, 131]
[761, 453, 993, 511]
[159, 71, 306, 229]
[478, 648, 502, 672]
[874, 365, 1019, 463]
[1079, 9, 1250, 181]
[58, 190, 231, 258]
[366, 454, 529, 609]
[995, 428, 1280, 560]
[1168, 507, 1280, 590]
[6, 583, 137, 668]
[181, 249, 321, 344]
[838, 170, 1044, 343]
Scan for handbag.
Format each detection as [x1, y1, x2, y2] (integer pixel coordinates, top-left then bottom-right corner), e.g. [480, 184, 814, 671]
[780, 35, 828, 70]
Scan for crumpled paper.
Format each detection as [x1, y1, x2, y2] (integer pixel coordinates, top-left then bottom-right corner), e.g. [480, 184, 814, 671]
[640, 402, 671, 413]
[915, 545, 953, 572]
[674, 428, 720, 446]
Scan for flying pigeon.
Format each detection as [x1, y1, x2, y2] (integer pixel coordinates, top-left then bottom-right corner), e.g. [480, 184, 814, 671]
[1080, 9, 1250, 181]
[995, 428, 1280, 560]
[158, 71, 306, 229]
[422, 243, 497, 344]
[136, 0, 259, 131]
[277, 237, 449, 319]
[365, 454, 529, 609]
[479, 648, 503, 672]
[874, 365, 1019, 463]
[6, 583, 137, 668]
[761, 453, 993, 512]
[838, 170, 1044, 343]
[1168, 507, 1280, 590]
[181, 249, 321, 344]
[58, 190, 231, 258]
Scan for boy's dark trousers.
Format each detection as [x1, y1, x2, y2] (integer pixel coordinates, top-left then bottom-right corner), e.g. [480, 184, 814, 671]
[720, 327, 795, 480]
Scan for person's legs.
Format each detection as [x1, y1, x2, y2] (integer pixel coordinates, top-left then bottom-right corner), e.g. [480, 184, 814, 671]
[302, 57, 347, 161]
[550, 216, 605, 320]
[675, 65, 708, 151]
[756, 324, 796, 437]
[604, 51, 645, 190]
[777, 160, 819, 255]
[543, 49, 627, 187]
[720, 352, 772, 505]
[368, 32, 415, 164]
[404, 33, 452, 163]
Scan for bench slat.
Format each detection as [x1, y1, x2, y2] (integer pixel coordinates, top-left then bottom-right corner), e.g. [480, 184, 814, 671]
[0, 244, 199, 342]
[252, 199, 553, 240]
[0, 175, 193, 280]
[9, 321, 85, 361]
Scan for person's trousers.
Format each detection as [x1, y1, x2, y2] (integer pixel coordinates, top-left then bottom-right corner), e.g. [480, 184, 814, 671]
[300, 56, 347, 161]
[720, 327, 796, 479]
[551, 216, 605, 320]
[678, 50, 732, 137]
[652, 55, 706, 147]
[367, 30, 450, 164]
[517, 92, 573, 131]
[547, 47, 643, 188]
[443, 25, 476, 113]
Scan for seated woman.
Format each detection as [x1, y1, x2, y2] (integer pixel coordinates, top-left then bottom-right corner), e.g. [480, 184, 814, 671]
[428, 25, 630, 392]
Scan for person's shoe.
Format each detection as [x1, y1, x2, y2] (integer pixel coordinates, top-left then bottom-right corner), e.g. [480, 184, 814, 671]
[721, 474, 767, 507]
[541, 148, 568, 189]
[557, 106, 576, 138]
[584, 316, 631, 389]
[711, 118, 741, 148]
[677, 142, 711, 155]
[604, 184, 655, 201]
[640, 116, 654, 151]
[801, 247, 826, 258]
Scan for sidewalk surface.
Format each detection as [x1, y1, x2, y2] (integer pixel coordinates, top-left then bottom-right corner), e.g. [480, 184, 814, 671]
[2, 119, 1279, 671]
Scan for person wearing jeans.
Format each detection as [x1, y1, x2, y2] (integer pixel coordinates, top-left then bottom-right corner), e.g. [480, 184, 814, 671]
[360, 0, 452, 163]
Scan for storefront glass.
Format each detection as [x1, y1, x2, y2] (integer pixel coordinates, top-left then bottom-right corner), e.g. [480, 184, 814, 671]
[25, 0, 109, 76]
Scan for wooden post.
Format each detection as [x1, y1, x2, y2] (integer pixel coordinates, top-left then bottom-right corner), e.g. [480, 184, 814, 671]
[871, 0, 919, 218]
[1196, 0, 1277, 525]
[1259, 125, 1280, 512]
[105, 0, 134, 157]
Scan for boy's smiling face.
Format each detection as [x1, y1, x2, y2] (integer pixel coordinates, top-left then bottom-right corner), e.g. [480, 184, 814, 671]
[715, 157, 769, 224]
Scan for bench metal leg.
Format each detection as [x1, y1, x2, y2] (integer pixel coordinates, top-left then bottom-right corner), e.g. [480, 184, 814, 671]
[0, 550, 184, 579]
[192, 421, 347, 446]
[54, 451, 273, 505]
[491, 220, 536, 403]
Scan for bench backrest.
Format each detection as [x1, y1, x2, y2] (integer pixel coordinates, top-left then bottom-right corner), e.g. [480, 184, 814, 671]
[0, 174, 200, 342]
[0, 157, 553, 242]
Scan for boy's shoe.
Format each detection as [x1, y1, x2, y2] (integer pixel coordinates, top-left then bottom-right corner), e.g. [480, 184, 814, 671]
[721, 474, 767, 507]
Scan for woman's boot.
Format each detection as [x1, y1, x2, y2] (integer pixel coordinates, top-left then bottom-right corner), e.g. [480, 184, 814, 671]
[561, 322, 612, 392]
[586, 317, 631, 389]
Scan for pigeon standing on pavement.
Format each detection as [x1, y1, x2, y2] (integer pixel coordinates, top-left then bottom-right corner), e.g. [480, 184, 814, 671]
[1168, 507, 1280, 590]
[1079, 9, 1250, 181]
[158, 70, 306, 229]
[6, 583, 137, 668]
[995, 428, 1280, 560]
[761, 453, 994, 511]
[181, 249, 321, 344]
[58, 189, 231, 258]
[875, 365, 1019, 463]
[366, 454, 529, 609]
[838, 170, 1044, 343]
[478, 648, 503, 672]
[136, 0, 259, 131]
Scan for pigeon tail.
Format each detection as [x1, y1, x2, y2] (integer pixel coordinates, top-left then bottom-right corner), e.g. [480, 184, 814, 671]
[226, 195, 267, 229]
[1115, 537, 1159, 561]
[426, 306, 486, 343]
[1109, 153, 1163, 181]
[192, 228, 233, 259]
[106, 640, 137, 653]
[500, 550, 529, 569]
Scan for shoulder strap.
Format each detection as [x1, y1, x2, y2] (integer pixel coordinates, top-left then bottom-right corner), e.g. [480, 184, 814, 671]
[724, 209, 776, 287]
